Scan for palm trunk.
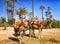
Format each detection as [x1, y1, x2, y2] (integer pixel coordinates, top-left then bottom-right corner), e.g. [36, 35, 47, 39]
[7, 4, 9, 22]
[13, 2, 14, 18]
[11, 2, 14, 18]
[19, 14, 22, 19]
[42, 10, 44, 21]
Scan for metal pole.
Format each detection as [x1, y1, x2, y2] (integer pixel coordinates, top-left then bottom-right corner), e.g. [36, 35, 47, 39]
[32, 0, 34, 19]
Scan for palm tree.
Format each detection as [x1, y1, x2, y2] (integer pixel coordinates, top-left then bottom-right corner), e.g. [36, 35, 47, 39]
[16, 7, 27, 19]
[5, 0, 16, 19]
[8, 3, 14, 17]
[5, 0, 9, 21]
[46, 6, 53, 28]
[45, 11, 48, 20]
[5, 0, 14, 20]
[11, 0, 17, 17]
[40, 5, 45, 21]
[48, 6, 51, 11]
[47, 6, 52, 20]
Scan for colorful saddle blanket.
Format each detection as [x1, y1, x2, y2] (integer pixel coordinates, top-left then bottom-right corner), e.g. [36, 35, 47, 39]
[14, 20, 19, 28]
[19, 19, 28, 27]
[31, 20, 42, 25]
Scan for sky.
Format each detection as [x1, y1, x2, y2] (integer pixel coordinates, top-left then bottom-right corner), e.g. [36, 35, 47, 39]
[0, 0, 60, 21]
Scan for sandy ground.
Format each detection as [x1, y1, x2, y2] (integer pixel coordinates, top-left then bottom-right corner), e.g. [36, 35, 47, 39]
[0, 27, 60, 44]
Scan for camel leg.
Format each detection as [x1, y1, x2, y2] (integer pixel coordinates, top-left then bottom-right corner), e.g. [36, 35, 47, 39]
[41, 28, 42, 32]
[29, 29, 31, 38]
[14, 28, 18, 35]
[23, 30, 25, 35]
[19, 28, 22, 44]
[39, 28, 41, 39]
[32, 28, 35, 36]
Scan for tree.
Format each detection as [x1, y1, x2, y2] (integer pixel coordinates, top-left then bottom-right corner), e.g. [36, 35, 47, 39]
[1, 17, 6, 23]
[5, 0, 9, 21]
[11, 0, 17, 17]
[1, 17, 6, 30]
[45, 6, 53, 28]
[40, 5, 45, 21]
[16, 7, 27, 19]
[45, 11, 48, 20]
[5, 0, 16, 21]
[51, 21, 58, 28]
[8, 18, 15, 25]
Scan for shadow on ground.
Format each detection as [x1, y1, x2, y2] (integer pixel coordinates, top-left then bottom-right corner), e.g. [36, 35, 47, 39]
[8, 37, 25, 44]
[25, 34, 38, 38]
[8, 37, 19, 42]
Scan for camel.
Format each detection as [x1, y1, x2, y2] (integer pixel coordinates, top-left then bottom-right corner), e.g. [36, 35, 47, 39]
[14, 19, 29, 35]
[28, 19, 52, 39]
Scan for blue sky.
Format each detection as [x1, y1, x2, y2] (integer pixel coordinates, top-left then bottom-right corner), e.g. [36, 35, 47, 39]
[0, 0, 60, 21]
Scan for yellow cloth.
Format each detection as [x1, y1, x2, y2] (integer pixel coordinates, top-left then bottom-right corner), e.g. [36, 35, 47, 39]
[14, 20, 19, 28]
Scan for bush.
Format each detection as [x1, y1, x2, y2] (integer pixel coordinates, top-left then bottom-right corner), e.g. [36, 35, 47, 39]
[0, 21, 9, 27]
[4, 22, 9, 27]
[8, 18, 15, 25]
[51, 21, 60, 28]
[51, 21, 57, 28]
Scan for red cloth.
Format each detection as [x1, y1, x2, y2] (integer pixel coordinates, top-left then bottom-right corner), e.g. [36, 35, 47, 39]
[33, 20, 42, 25]
[38, 20, 42, 24]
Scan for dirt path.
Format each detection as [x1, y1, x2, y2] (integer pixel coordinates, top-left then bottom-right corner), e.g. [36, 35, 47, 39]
[0, 29, 14, 40]
[0, 27, 60, 44]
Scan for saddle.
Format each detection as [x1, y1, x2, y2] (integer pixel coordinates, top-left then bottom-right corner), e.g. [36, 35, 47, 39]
[31, 20, 42, 25]
[19, 19, 28, 27]
[30, 20, 42, 29]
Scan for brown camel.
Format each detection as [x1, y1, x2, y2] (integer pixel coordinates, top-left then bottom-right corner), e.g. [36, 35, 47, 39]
[28, 19, 52, 39]
[14, 19, 29, 35]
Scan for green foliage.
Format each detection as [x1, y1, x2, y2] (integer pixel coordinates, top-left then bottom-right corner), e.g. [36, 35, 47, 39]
[0, 22, 2, 27]
[0, 17, 7, 27]
[1, 17, 6, 23]
[16, 7, 27, 19]
[57, 21, 60, 28]
[0, 22, 8, 27]
[8, 18, 15, 25]
[51, 21, 57, 28]
[4, 22, 9, 27]
[51, 20, 60, 28]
